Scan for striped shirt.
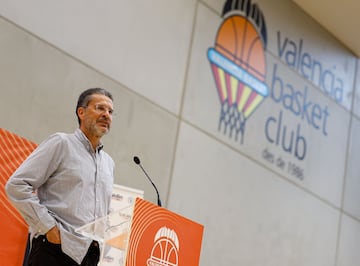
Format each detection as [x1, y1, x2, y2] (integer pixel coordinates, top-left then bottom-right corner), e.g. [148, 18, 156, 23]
[6, 129, 115, 264]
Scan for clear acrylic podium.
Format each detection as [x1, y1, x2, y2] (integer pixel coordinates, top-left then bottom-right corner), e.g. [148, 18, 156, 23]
[76, 184, 144, 265]
[76, 204, 134, 265]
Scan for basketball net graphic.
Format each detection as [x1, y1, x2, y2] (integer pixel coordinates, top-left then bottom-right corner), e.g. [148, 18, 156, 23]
[208, 0, 268, 144]
[146, 227, 179, 266]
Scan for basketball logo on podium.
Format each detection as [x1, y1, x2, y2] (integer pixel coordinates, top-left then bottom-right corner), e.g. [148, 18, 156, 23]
[125, 198, 203, 266]
[207, 0, 268, 144]
[147, 227, 179, 266]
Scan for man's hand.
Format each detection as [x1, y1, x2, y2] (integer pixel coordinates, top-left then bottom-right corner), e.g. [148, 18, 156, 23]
[46, 226, 61, 244]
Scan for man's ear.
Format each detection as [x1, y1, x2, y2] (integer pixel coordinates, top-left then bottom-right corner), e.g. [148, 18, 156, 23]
[77, 107, 85, 120]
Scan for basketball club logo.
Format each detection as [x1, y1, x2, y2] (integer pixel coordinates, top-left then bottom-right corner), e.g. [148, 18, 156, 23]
[146, 227, 179, 266]
[207, 0, 268, 143]
[125, 198, 203, 266]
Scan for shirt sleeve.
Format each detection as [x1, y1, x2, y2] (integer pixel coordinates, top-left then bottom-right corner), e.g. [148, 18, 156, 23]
[5, 133, 65, 235]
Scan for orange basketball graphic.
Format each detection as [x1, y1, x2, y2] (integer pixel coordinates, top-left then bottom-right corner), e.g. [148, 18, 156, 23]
[208, 8, 268, 143]
[215, 16, 266, 81]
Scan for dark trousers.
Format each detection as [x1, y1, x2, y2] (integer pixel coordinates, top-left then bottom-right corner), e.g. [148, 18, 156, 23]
[27, 235, 100, 266]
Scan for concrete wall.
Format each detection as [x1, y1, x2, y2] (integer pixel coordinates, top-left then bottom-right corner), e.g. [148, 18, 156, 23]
[0, 0, 359, 265]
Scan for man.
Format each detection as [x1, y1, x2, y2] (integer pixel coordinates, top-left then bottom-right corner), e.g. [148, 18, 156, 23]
[6, 88, 115, 266]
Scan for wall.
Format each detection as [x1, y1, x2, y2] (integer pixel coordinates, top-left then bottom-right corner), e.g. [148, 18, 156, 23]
[0, 0, 359, 265]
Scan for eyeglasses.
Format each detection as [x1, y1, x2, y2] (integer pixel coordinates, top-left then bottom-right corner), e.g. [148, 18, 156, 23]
[91, 104, 115, 116]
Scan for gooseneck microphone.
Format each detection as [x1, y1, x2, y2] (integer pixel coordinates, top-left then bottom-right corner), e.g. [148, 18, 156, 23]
[133, 156, 162, 207]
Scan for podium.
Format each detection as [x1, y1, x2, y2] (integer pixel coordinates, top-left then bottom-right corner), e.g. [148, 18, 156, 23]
[76, 186, 204, 266]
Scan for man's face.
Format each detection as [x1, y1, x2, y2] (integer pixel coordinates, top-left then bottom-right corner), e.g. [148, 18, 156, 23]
[79, 94, 114, 139]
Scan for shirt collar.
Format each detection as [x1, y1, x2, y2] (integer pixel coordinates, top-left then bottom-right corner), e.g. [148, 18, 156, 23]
[75, 128, 104, 153]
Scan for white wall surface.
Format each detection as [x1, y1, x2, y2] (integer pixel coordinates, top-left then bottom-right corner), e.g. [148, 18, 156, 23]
[0, 0, 197, 114]
[337, 214, 360, 266]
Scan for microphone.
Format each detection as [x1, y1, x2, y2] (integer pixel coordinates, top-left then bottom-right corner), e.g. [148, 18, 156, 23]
[133, 156, 162, 207]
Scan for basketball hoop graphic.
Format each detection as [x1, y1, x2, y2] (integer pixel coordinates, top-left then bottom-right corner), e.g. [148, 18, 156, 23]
[146, 227, 179, 266]
[208, 0, 268, 144]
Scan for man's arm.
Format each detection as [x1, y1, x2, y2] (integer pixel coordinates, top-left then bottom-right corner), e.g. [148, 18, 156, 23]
[5, 134, 64, 236]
